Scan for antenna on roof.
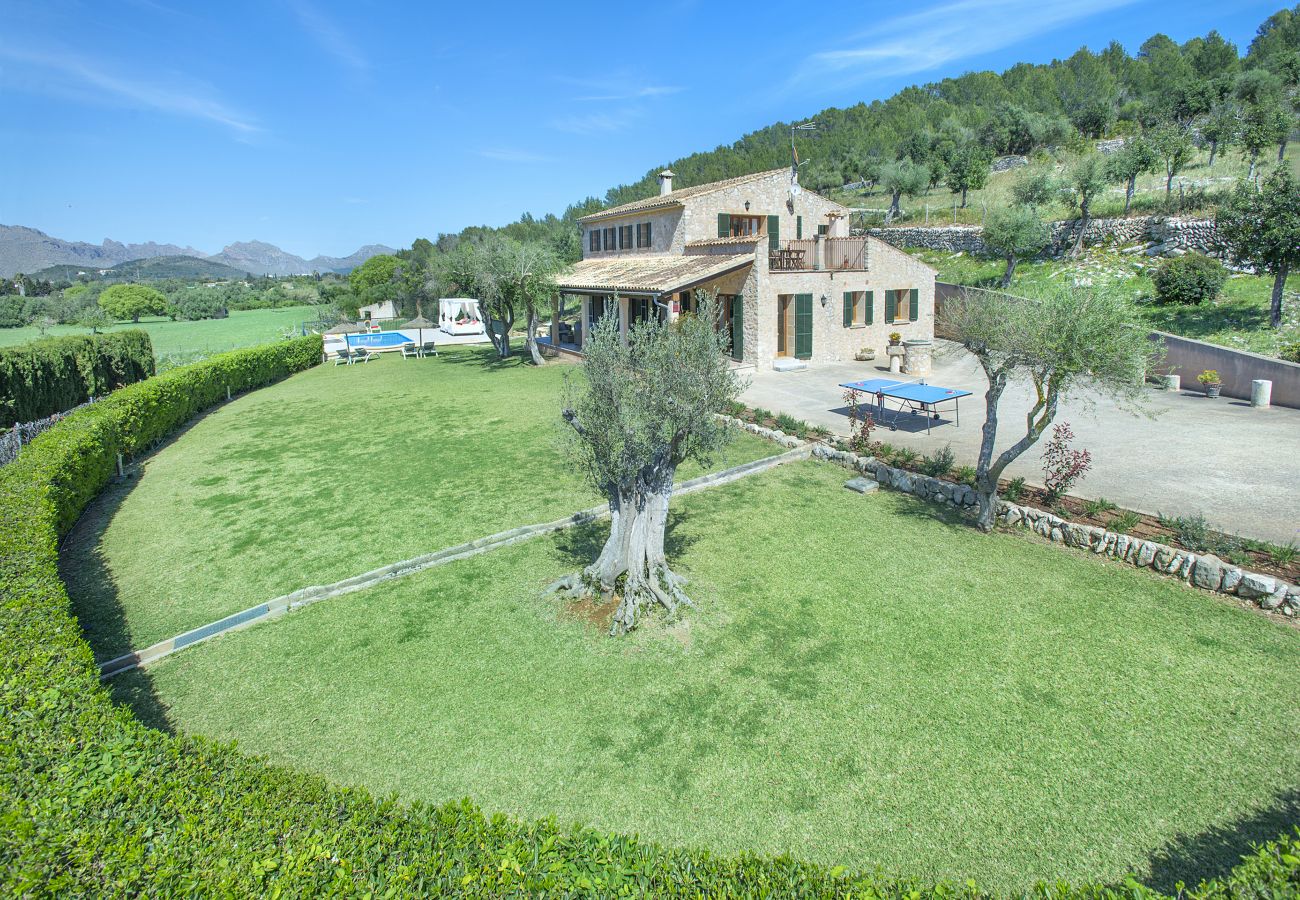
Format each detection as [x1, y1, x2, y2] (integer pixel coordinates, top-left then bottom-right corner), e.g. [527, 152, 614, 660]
[790, 120, 818, 172]
[789, 121, 817, 199]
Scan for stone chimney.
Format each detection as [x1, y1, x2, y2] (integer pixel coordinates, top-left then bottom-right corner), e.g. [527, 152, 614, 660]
[657, 170, 675, 196]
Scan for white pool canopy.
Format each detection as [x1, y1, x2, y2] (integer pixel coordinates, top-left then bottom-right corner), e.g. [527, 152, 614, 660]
[438, 298, 485, 335]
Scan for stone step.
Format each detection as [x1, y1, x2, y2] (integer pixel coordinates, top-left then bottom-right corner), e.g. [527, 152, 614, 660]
[772, 358, 808, 372]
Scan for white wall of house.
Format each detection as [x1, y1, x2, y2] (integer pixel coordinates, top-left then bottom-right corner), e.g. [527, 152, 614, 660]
[358, 299, 398, 320]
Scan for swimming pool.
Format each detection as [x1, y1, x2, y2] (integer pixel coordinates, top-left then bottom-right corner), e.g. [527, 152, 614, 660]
[346, 331, 417, 349]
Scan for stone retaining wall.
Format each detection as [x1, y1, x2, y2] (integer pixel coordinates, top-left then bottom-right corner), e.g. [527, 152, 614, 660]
[802, 443, 1299, 618]
[869, 215, 1219, 258]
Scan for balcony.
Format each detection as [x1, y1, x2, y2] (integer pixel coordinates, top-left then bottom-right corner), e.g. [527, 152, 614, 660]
[769, 236, 868, 272]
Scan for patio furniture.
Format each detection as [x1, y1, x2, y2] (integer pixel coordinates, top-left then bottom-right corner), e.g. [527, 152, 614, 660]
[333, 348, 353, 366]
[401, 342, 420, 359]
[351, 347, 374, 364]
[421, 341, 438, 357]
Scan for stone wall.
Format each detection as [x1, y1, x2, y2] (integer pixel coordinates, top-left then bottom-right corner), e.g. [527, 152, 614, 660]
[869, 215, 1220, 258]
[795, 442, 1300, 618]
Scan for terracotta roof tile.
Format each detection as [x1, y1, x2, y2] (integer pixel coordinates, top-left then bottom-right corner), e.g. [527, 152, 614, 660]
[578, 169, 791, 222]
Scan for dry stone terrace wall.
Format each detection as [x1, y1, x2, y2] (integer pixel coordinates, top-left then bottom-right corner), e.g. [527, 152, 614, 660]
[773, 438, 1300, 618]
[868, 216, 1220, 258]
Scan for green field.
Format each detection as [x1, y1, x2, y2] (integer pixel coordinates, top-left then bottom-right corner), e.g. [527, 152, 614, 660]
[918, 247, 1299, 357]
[113, 460, 1300, 893]
[62, 345, 777, 660]
[0, 305, 318, 367]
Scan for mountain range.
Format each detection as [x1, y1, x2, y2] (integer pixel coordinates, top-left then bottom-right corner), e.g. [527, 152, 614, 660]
[0, 225, 395, 278]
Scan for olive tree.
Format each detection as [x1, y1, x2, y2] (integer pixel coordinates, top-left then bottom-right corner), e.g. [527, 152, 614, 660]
[941, 285, 1154, 531]
[1105, 136, 1159, 214]
[982, 206, 1051, 287]
[1057, 153, 1113, 256]
[1148, 124, 1195, 201]
[944, 143, 994, 208]
[1216, 166, 1300, 329]
[437, 237, 559, 361]
[549, 296, 743, 635]
[879, 159, 930, 223]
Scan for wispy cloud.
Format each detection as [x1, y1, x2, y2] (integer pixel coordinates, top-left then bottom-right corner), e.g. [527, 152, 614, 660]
[285, 0, 368, 73]
[574, 85, 683, 102]
[478, 147, 554, 163]
[791, 0, 1136, 90]
[549, 108, 644, 135]
[0, 43, 259, 136]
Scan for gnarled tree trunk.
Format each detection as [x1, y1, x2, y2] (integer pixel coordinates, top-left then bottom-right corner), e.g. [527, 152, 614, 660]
[547, 453, 690, 635]
[525, 307, 545, 365]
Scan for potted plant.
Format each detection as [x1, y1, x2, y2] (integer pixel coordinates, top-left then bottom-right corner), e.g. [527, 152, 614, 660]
[1197, 369, 1222, 398]
[888, 332, 902, 346]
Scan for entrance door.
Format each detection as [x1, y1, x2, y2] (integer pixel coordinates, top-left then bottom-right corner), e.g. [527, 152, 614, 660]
[794, 293, 813, 360]
[777, 295, 793, 357]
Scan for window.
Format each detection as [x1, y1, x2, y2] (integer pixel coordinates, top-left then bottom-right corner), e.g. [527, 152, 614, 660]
[619, 224, 633, 250]
[602, 227, 616, 251]
[885, 288, 919, 324]
[588, 230, 600, 253]
[729, 215, 764, 237]
[817, 223, 829, 236]
[678, 290, 693, 315]
[636, 222, 652, 248]
[842, 291, 873, 327]
[628, 296, 652, 326]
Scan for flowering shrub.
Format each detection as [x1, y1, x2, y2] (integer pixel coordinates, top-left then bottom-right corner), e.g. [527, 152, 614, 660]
[843, 387, 875, 455]
[1042, 422, 1092, 502]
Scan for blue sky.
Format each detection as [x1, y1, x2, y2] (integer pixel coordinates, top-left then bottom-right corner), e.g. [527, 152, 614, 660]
[0, 0, 1285, 257]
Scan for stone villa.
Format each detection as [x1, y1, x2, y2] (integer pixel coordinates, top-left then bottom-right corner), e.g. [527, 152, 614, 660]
[553, 167, 937, 369]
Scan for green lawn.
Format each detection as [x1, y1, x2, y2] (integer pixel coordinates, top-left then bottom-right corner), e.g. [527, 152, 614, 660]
[918, 247, 1299, 357]
[114, 459, 1300, 892]
[0, 305, 318, 368]
[62, 345, 778, 660]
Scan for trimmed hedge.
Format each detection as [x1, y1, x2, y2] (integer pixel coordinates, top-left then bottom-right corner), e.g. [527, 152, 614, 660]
[0, 330, 155, 429]
[1, 334, 1298, 896]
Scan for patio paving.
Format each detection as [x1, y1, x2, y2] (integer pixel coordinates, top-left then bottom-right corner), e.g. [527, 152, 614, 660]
[741, 340, 1300, 546]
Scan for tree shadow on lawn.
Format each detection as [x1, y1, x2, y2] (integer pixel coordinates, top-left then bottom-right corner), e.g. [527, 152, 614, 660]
[58, 476, 178, 736]
[1140, 300, 1272, 341]
[436, 344, 531, 372]
[1141, 787, 1300, 893]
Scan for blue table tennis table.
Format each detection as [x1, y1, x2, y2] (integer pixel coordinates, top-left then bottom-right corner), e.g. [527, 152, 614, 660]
[839, 378, 973, 435]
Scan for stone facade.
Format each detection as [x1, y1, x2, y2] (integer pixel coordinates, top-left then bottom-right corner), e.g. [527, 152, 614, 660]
[869, 215, 1220, 258]
[571, 170, 937, 370]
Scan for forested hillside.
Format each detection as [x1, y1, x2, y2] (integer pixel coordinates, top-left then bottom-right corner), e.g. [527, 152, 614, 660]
[440, 6, 1298, 258]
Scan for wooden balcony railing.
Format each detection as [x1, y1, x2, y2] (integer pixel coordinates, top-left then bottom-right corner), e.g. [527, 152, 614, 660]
[768, 237, 868, 271]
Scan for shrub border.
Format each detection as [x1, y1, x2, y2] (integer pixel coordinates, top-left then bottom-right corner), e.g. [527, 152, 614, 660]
[0, 340, 1296, 896]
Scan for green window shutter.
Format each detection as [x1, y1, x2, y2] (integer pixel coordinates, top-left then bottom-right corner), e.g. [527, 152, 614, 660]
[796, 216, 803, 239]
[885, 290, 896, 323]
[842, 292, 852, 328]
[767, 215, 780, 251]
[817, 223, 828, 236]
[909, 288, 919, 322]
[795, 293, 813, 360]
[729, 296, 743, 362]
[645, 222, 652, 247]
[865, 290, 874, 325]
[718, 213, 731, 238]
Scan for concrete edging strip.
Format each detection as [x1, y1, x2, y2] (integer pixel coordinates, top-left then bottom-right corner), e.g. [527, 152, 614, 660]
[98, 444, 810, 679]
